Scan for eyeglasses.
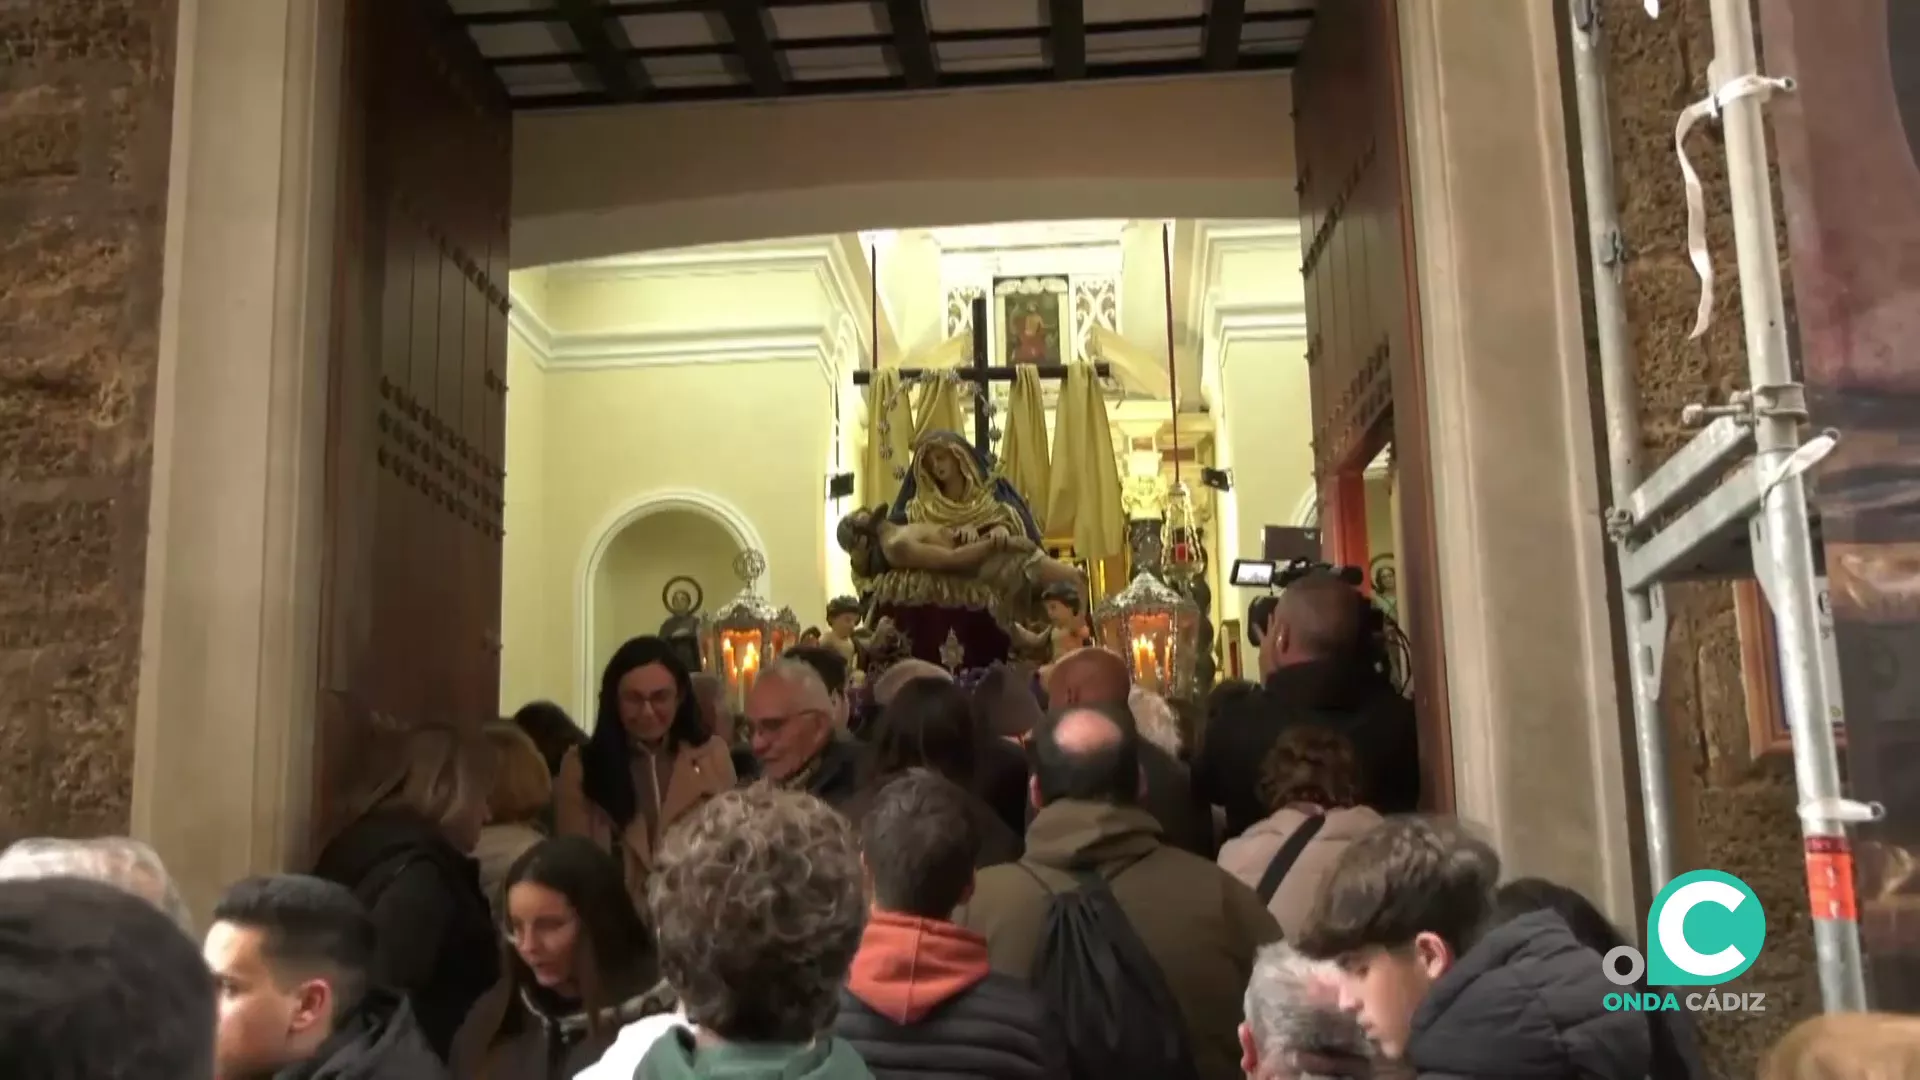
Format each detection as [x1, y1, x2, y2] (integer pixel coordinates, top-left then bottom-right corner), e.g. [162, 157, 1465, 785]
[742, 708, 828, 740]
[622, 688, 678, 713]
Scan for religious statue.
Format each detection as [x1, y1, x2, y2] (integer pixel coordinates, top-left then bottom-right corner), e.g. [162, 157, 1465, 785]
[836, 430, 1084, 668]
[824, 595, 865, 686]
[1011, 581, 1093, 672]
[656, 575, 705, 673]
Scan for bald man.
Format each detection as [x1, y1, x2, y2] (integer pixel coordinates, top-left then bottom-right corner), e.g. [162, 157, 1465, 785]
[1045, 648, 1215, 856]
[1197, 572, 1421, 839]
[1044, 646, 1130, 707]
[958, 703, 1280, 1080]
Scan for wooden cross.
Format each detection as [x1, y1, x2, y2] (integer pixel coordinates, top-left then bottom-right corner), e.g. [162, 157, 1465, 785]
[852, 294, 1110, 455]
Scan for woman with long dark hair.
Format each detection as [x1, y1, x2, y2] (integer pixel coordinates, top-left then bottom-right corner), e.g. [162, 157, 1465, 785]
[554, 636, 735, 911]
[450, 837, 674, 1078]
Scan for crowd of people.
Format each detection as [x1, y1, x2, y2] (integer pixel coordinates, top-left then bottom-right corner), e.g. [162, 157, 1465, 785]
[0, 572, 1911, 1079]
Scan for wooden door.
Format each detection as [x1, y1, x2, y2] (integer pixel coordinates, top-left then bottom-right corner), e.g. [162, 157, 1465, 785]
[315, 0, 512, 842]
[1293, 0, 1453, 810]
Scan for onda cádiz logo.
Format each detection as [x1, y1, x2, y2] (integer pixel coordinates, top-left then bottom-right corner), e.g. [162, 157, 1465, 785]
[1601, 870, 1769, 1014]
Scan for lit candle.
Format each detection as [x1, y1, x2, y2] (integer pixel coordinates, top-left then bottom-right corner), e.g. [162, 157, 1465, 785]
[739, 639, 761, 693]
[1132, 637, 1160, 690]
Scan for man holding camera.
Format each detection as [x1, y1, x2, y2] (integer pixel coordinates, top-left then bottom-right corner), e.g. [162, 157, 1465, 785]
[1197, 571, 1423, 840]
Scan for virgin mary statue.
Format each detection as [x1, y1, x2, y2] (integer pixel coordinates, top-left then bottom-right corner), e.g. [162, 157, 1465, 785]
[887, 430, 1042, 544]
[843, 430, 1067, 668]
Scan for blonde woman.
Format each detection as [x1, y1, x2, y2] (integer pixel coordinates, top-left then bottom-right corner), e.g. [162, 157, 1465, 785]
[475, 721, 555, 918]
[311, 721, 500, 1063]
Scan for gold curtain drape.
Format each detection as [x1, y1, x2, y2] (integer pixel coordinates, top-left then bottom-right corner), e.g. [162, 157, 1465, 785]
[1045, 363, 1125, 560]
[912, 376, 967, 440]
[997, 365, 1052, 535]
[861, 368, 913, 511]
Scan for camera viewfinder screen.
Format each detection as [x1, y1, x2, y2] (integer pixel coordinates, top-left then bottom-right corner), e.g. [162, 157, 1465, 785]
[1230, 559, 1275, 587]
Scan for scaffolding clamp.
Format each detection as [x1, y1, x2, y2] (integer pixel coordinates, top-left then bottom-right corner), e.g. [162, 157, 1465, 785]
[1799, 798, 1886, 827]
[1750, 381, 1809, 422]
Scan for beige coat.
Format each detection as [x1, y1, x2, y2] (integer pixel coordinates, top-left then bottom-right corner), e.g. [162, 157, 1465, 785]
[553, 738, 735, 910]
[1215, 804, 1383, 939]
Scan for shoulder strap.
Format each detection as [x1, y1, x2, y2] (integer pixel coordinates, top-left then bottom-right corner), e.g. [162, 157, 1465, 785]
[1256, 814, 1327, 906]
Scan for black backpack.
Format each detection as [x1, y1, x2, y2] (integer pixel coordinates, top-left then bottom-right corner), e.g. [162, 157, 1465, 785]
[1017, 854, 1202, 1080]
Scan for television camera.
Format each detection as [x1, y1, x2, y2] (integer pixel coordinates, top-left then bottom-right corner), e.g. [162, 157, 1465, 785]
[1229, 556, 1413, 696]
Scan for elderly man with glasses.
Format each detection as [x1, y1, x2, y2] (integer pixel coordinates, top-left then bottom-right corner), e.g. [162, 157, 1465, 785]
[743, 658, 866, 811]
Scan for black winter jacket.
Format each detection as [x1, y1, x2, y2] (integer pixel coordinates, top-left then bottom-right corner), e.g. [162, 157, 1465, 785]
[311, 810, 500, 1062]
[1198, 659, 1422, 838]
[1406, 911, 1651, 1080]
[274, 990, 448, 1080]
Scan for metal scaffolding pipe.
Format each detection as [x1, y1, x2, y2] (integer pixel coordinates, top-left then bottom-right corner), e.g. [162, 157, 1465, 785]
[1564, 0, 1677, 894]
[1706, 0, 1868, 1012]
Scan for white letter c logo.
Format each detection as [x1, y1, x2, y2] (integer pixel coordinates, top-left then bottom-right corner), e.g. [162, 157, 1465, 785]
[1657, 879, 1748, 978]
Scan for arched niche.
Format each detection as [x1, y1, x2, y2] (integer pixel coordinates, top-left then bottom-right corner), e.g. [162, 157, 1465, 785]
[576, 491, 764, 716]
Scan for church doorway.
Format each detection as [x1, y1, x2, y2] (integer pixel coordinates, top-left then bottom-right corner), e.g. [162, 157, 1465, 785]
[308, 0, 1451, 834]
[137, 0, 1638, 921]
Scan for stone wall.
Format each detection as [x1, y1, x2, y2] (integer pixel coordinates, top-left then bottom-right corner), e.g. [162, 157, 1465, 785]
[1601, 0, 1814, 1070]
[0, 2, 177, 841]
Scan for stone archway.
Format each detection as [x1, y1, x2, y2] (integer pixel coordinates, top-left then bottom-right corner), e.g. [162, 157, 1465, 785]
[574, 489, 767, 717]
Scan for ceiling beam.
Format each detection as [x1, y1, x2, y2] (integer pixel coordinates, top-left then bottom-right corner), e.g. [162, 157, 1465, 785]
[1048, 0, 1085, 80]
[885, 0, 937, 89]
[552, 0, 647, 100]
[720, 0, 787, 96]
[1203, 0, 1247, 71]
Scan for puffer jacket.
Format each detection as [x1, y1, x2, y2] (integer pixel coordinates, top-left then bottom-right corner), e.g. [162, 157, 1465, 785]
[1406, 911, 1651, 1080]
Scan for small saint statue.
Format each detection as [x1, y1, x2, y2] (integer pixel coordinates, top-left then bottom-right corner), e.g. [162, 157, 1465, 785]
[823, 595, 864, 687]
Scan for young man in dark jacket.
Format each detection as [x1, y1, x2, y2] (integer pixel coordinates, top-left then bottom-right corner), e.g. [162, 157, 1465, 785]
[1295, 818, 1649, 1080]
[838, 770, 1066, 1079]
[203, 875, 447, 1080]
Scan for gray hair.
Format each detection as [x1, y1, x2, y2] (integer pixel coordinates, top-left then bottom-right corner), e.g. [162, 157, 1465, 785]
[1128, 686, 1183, 758]
[648, 784, 866, 1042]
[1244, 942, 1374, 1079]
[759, 657, 832, 708]
[0, 837, 195, 936]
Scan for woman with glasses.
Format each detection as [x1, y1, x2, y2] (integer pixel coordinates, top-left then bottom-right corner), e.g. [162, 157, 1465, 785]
[554, 636, 736, 912]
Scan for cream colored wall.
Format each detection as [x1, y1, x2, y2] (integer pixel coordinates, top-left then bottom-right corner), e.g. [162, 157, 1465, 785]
[873, 230, 944, 359]
[542, 361, 831, 710]
[512, 75, 1296, 267]
[594, 510, 743, 667]
[1201, 222, 1312, 566]
[1219, 338, 1314, 563]
[498, 244, 859, 715]
[499, 322, 550, 711]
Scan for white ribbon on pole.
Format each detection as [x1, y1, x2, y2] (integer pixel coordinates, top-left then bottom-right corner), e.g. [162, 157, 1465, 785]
[1674, 73, 1796, 339]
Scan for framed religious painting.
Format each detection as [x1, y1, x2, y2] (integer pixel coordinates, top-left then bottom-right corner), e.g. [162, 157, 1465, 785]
[1734, 577, 1847, 758]
[995, 277, 1069, 366]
